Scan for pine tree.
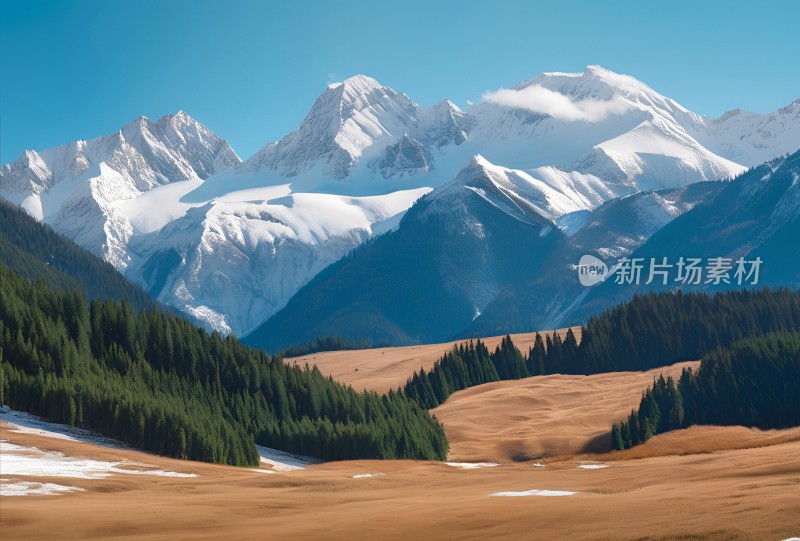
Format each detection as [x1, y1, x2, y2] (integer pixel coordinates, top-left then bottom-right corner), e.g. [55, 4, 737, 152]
[611, 423, 624, 451]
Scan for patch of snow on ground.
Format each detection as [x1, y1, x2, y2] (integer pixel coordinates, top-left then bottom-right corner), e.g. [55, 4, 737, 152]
[532, 463, 546, 468]
[351, 473, 386, 479]
[0, 441, 195, 479]
[0, 406, 125, 449]
[491, 489, 577, 497]
[0, 479, 85, 497]
[249, 469, 276, 474]
[577, 463, 609, 469]
[255, 444, 322, 472]
[445, 462, 500, 469]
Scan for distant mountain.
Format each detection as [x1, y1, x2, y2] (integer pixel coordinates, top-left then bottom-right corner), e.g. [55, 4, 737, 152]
[694, 99, 800, 166]
[2, 67, 798, 336]
[0, 199, 155, 312]
[246, 160, 727, 350]
[243, 157, 563, 350]
[568, 149, 800, 322]
[243, 75, 468, 180]
[464, 180, 727, 337]
[0, 111, 239, 270]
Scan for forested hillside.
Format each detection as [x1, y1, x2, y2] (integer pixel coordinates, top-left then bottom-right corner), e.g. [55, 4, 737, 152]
[403, 289, 800, 407]
[565, 289, 800, 373]
[0, 200, 154, 312]
[404, 336, 535, 408]
[611, 331, 800, 450]
[0, 263, 448, 466]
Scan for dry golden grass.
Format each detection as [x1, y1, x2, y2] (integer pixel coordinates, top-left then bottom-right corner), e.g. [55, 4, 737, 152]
[2, 339, 799, 540]
[432, 361, 696, 462]
[2, 421, 798, 541]
[285, 327, 582, 393]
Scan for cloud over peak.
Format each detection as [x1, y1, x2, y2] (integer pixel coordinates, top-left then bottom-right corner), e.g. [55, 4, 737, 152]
[482, 84, 633, 122]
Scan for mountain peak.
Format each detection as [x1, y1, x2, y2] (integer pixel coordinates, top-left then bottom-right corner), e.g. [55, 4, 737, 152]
[517, 65, 656, 101]
[158, 110, 193, 125]
[122, 115, 152, 130]
[572, 65, 659, 100]
[470, 154, 493, 169]
[245, 74, 418, 178]
[329, 74, 383, 91]
[430, 99, 463, 114]
[716, 108, 744, 122]
[323, 74, 396, 112]
[156, 110, 204, 131]
[778, 98, 800, 115]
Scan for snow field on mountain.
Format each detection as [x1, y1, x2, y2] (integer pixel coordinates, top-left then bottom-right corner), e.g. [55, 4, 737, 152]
[2, 66, 798, 334]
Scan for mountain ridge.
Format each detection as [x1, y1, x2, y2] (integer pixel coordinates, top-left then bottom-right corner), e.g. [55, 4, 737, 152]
[2, 66, 799, 336]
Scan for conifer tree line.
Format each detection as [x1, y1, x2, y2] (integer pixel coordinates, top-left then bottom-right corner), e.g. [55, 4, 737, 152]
[563, 289, 800, 374]
[403, 335, 542, 408]
[0, 200, 154, 312]
[279, 336, 374, 358]
[611, 331, 800, 450]
[0, 263, 448, 466]
[403, 289, 800, 408]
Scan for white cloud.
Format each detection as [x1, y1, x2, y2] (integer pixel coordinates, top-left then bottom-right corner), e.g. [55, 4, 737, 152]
[482, 85, 632, 122]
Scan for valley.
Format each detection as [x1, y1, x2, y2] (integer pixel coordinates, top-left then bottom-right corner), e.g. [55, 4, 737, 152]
[2, 338, 798, 540]
[284, 327, 581, 393]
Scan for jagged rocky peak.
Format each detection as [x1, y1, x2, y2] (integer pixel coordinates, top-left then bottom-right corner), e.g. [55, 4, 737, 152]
[417, 100, 471, 147]
[778, 98, 800, 116]
[153, 110, 241, 178]
[714, 108, 745, 123]
[425, 155, 502, 204]
[1, 111, 239, 198]
[0, 150, 51, 194]
[244, 74, 421, 178]
[326, 74, 390, 104]
[373, 134, 431, 178]
[118, 111, 240, 180]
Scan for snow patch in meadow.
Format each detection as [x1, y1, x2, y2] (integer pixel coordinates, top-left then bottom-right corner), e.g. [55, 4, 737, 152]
[577, 463, 609, 470]
[255, 444, 322, 472]
[491, 489, 577, 497]
[532, 463, 546, 468]
[351, 473, 386, 479]
[0, 441, 195, 479]
[445, 462, 500, 469]
[0, 479, 85, 497]
[0, 406, 125, 449]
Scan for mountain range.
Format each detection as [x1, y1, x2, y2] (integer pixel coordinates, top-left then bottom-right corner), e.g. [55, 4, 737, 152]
[2, 66, 799, 343]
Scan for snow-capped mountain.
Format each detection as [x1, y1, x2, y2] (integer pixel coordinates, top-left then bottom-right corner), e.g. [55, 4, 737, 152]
[567, 149, 800, 325]
[2, 67, 798, 337]
[694, 98, 800, 166]
[244, 156, 563, 350]
[565, 181, 725, 259]
[242, 75, 470, 183]
[0, 112, 239, 268]
[463, 180, 727, 337]
[126, 187, 428, 334]
[246, 161, 727, 350]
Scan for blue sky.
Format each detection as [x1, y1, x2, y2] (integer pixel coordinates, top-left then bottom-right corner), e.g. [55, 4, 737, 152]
[2, 0, 798, 164]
